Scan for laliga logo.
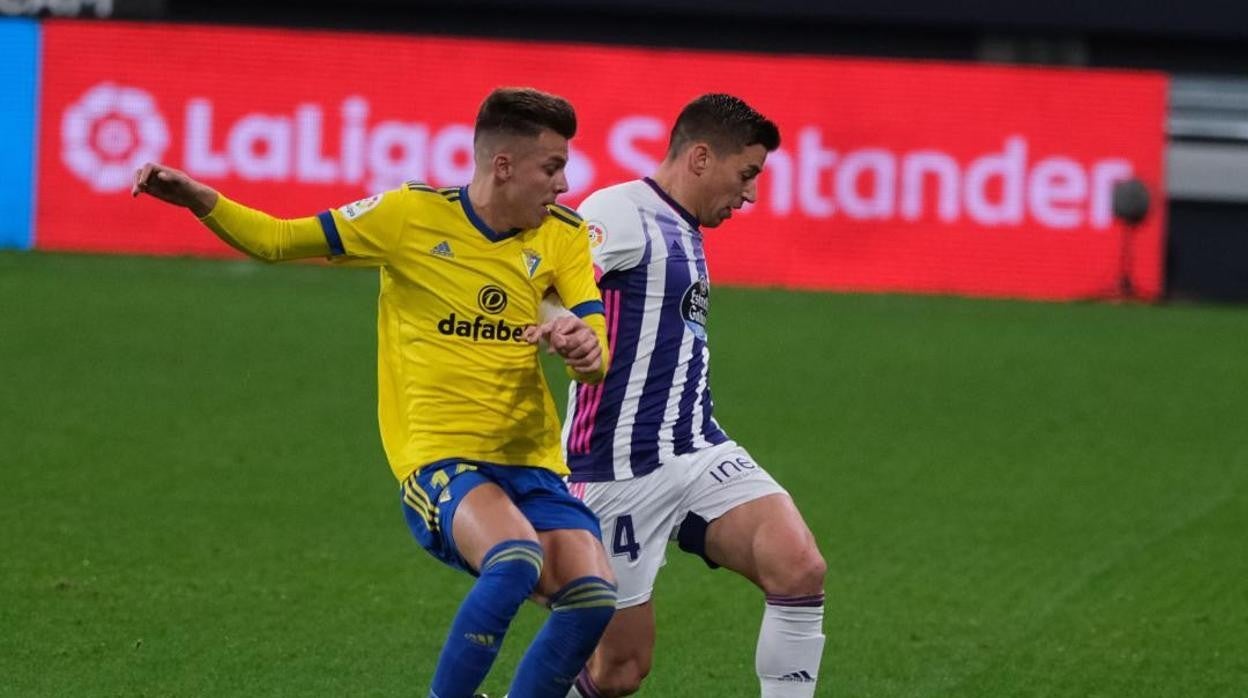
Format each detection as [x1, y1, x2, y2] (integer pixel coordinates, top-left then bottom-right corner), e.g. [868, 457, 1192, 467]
[60, 88, 594, 196]
[61, 83, 170, 192]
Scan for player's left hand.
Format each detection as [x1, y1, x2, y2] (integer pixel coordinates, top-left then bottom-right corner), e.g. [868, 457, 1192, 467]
[524, 316, 602, 374]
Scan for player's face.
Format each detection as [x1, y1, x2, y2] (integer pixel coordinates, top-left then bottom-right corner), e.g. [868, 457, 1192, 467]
[504, 128, 570, 229]
[698, 143, 768, 228]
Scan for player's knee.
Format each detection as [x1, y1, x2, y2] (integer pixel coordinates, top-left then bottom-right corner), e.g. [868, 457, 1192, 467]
[762, 544, 826, 596]
[800, 547, 829, 590]
[480, 539, 544, 599]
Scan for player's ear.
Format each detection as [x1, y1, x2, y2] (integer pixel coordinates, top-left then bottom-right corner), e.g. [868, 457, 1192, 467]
[492, 151, 513, 181]
[689, 143, 711, 176]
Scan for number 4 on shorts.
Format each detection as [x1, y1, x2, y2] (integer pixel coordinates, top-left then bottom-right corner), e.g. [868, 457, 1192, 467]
[611, 514, 640, 562]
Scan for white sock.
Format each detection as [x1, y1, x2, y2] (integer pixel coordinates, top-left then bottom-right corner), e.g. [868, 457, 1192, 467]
[756, 595, 826, 698]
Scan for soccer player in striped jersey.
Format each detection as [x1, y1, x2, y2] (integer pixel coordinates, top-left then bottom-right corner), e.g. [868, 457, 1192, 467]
[554, 95, 827, 697]
[132, 88, 618, 698]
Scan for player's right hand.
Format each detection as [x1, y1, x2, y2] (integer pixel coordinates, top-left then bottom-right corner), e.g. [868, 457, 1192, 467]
[131, 162, 218, 217]
[524, 316, 603, 375]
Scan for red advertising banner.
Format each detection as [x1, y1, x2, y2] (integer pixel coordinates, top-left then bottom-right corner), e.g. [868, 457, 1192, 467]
[37, 20, 1168, 300]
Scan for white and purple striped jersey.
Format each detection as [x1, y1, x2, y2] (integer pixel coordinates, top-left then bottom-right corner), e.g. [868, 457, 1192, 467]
[563, 178, 729, 482]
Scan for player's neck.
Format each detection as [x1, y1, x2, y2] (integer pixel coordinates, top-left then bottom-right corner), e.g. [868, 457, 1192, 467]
[466, 180, 521, 233]
[650, 167, 700, 222]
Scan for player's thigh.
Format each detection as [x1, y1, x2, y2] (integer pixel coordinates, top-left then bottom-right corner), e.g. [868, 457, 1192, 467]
[402, 461, 537, 574]
[576, 472, 684, 609]
[704, 491, 823, 592]
[451, 481, 539, 572]
[588, 601, 657, 683]
[678, 442, 820, 588]
[500, 467, 616, 600]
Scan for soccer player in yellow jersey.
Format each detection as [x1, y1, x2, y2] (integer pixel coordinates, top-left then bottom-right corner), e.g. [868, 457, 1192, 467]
[132, 88, 618, 698]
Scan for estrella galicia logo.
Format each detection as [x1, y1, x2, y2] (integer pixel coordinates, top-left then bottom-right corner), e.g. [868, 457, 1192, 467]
[478, 285, 508, 314]
[680, 276, 710, 341]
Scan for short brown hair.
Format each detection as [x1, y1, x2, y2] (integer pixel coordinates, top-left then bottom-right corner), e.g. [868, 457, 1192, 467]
[666, 94, 780, 159]
[474, 87, 577, 144]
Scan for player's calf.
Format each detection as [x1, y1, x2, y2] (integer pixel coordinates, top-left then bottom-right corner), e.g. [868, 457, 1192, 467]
[432, 540, 544, 698]
[703, 494, 828, 698]
[510, 575, 617, 696]
[755, 533, 826, 698]
[757, 590, 825, 698]
[565, 599, 655, 698]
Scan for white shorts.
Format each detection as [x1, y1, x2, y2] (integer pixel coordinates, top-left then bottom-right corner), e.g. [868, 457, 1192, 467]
[568, 440, 787, 609]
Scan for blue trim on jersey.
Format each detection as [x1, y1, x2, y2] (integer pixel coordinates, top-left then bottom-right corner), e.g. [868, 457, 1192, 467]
[643, 177, 701, 230]
[459, 186, 522, 242]
[569, 300, 605, 318]
[316, 211, 344, 256]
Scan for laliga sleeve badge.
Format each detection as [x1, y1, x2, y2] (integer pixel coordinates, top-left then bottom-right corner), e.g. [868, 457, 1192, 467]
[587, 221, 607, 248]
[338, 194, 382, 220]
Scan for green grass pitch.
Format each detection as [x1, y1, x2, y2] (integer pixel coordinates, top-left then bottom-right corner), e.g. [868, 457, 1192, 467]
[2, 251, 1246, 696]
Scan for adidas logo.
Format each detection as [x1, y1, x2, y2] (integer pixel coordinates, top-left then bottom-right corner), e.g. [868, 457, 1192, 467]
[431, 241, 455, 258]
[464, 632, 496, 648]
[671, 239, 683, 254]
[778, 670, 815, 683]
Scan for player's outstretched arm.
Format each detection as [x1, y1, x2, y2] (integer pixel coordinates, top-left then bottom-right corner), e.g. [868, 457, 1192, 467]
[131, 162, 218, 216]
[131, 162, 330, 262]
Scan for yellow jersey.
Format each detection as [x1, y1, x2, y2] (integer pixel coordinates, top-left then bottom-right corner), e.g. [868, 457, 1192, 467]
[202, 183, 607, 482]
